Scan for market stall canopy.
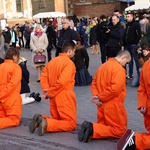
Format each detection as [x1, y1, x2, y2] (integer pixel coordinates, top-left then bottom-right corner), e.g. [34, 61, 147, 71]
[33, 12, 66, 18]
[125, 3, 150, 11]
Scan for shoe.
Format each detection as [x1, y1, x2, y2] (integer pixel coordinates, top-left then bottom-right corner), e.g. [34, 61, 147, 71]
[117, 129, 136, 150]
[29, 114, 41, 133]
[96, 51, 99, 54]
[29, 92, 35, 98]
[83, 122, 93, 143]
[34, 93, 41, 102]
[91, 52, 94, 55]
[78, 121, 88, 142]
[37, 80, 40, 82]
[78, 121, 93, 143]
[126, 75, 133, 79]
[38, 117, 47, 136]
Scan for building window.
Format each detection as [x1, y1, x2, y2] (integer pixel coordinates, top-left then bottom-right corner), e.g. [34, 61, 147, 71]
[16, 0, 22, 12]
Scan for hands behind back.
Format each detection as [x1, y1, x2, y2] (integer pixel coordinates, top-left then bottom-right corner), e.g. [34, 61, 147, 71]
[90, 96, 102, 106]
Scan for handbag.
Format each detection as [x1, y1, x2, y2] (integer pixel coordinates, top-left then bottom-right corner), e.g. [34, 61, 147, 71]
[33, 53, 46, 64]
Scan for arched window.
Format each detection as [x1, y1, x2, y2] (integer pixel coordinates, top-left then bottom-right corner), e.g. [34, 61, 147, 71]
[16, 0, 22, 12]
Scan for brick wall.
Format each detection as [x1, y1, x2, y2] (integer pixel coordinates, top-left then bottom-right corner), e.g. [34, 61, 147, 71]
[73, 2, 121, 18]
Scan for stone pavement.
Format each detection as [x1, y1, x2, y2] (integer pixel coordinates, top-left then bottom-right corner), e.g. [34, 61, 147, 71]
[0, 48, 146, 150]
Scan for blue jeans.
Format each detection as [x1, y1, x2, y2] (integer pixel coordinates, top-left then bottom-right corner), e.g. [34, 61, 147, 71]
[125, 45, 140, 75]
[131, 68, 141, 87]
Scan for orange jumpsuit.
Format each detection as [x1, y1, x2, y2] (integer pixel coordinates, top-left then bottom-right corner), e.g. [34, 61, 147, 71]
[136, 60, 150, 150]
[0, 60, 22, 128]
[91, 58, 127, 139]
[40, 53, 76, 132]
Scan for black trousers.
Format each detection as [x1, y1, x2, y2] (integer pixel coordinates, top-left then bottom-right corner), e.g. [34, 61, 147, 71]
[99, 43, 107, 63]
[55, 47, 62, 57]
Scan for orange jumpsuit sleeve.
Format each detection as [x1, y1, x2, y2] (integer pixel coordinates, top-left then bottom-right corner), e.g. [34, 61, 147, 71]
[138, 61, 150, 109]
[0, 65, 21, 101]
[41, 62, 75, 98]
[91, 67, 126, 102]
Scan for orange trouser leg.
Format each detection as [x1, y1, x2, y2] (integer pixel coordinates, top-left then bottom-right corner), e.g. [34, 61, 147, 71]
[92, 122, 126, 139]
[135, 114, 150, 149]
[136, 133, 150, 150]
[0, 100, 22, 129]
[92, 104, 127, 139]
[43, 91, 76, 132]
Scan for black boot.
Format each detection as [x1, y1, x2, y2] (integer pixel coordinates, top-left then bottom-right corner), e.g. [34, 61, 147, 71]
[83, 122, 93, 143]
[34, 93, 41, 102]
[78, 121, 93, 143]
[29, 92, 35, 98]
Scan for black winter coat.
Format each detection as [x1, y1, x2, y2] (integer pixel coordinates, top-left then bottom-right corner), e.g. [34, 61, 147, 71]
[124, 20, 141, 45]
[106, 22, 125, 48]
[19, 60, 30, 94]
[97, 21, 109, 45]
[74, 47, 89, 70]
[57, 27, 77, 48]
[2, 31, 11, 43]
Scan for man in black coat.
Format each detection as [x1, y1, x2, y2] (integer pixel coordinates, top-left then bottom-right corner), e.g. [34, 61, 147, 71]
[97, 15, 109, 63]
[124, 12, 141, 79]
[46, 20, 56, 61]
[105, 15, 125, 58]
[56, 19, 77, 56]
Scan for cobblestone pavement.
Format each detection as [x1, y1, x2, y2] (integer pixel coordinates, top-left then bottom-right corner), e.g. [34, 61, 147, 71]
[0, 47, 146, 150]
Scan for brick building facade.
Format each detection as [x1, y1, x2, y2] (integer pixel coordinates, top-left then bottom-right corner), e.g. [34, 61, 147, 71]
[69, 0, 134, 18]
[0, 0, 134, 21]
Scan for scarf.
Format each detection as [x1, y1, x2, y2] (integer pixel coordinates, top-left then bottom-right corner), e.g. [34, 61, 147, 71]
[90, 22, 97, 28]
[34, 31, 43, 38]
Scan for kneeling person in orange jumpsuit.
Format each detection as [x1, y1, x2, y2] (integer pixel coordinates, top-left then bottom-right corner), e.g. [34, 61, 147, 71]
[29, 40, 77, 136]
[0, 47, 22, 129]
[117, 59, 150, 150]
[78, 50, 131, 143]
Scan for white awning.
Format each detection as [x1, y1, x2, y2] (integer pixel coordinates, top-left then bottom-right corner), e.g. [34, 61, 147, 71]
[125, 3, 150, 11]
[33, 12, 66, 18]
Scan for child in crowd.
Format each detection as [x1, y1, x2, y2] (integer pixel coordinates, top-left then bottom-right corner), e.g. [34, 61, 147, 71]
[73, 40, 92, 86]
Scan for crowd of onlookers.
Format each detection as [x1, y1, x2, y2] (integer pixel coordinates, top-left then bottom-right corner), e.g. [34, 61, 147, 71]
[0, 10, 150, 87]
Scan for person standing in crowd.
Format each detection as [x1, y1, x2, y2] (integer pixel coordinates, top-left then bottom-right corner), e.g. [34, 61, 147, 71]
[90, 18, 99, 55]
[106, 15, 125, 58]
[45, 20, 55, 61]
[30, 24, 48, 82]
[0, 47, 22, 129]
[97, 15, 109, 63]
[56, 19, 77, 56]
[72, 14, 79, 28]
[29, 40, 77, 136]
[113, 9, 126, 28]
[74, 40, 92, 86]
[10, 26, 19, 48]
[78, 50, 131, 143]
[117, 58, 150, 150]
[2, 27, 11, 51]
[131, 45, 150, 87]
[24, 22, 31, 49]
[80, 17, 89, 48]
[124, 12, 141, 79]
[0, 30, 5, 62]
